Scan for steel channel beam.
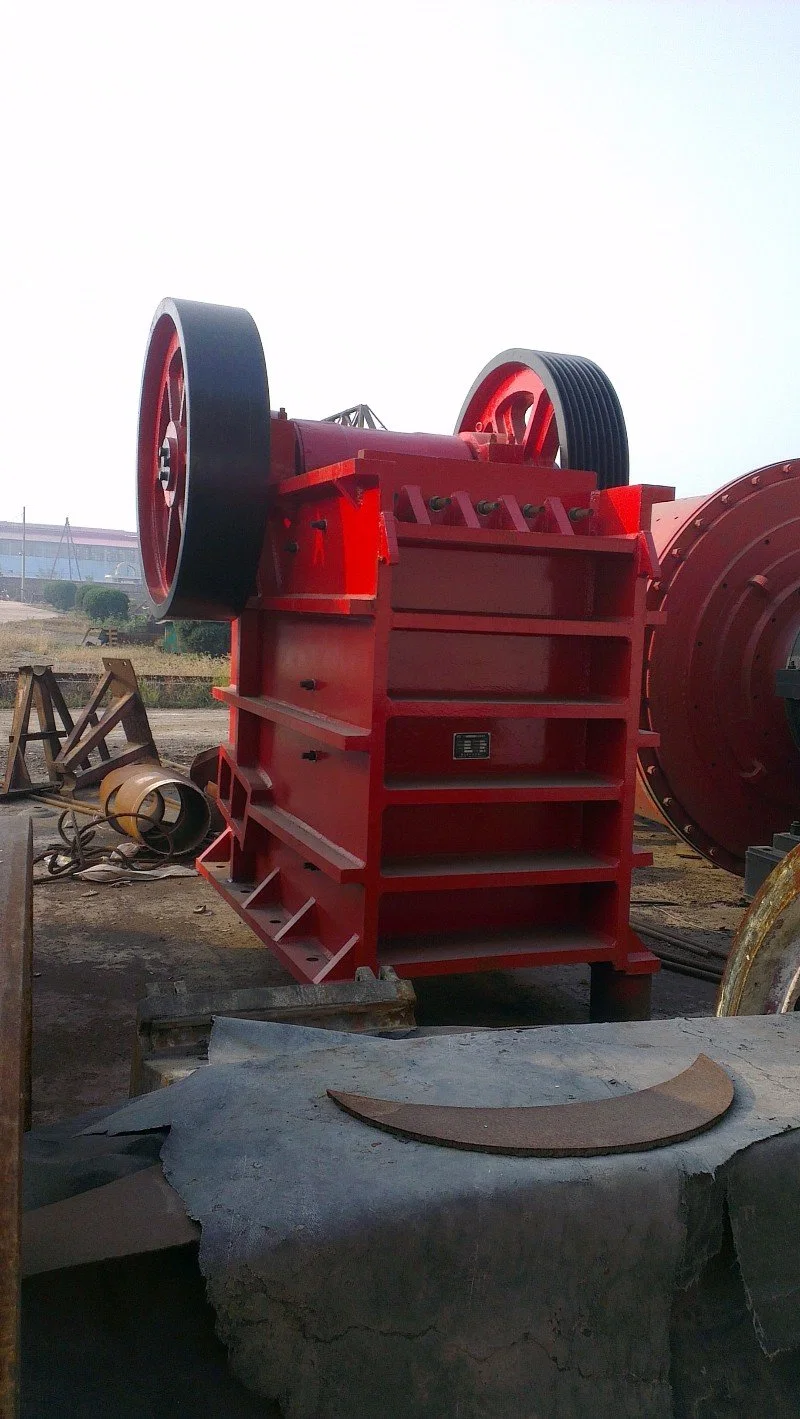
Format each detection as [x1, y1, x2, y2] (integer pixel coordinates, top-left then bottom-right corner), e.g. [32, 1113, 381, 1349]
[0, 816, 33, 1419]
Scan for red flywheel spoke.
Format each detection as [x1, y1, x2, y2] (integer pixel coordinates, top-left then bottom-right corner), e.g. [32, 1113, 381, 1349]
[522, 396, 558, 462]
[494, 391, 535, 444]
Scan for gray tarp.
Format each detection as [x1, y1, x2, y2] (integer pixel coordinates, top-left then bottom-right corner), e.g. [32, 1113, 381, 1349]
[89, 1014, 800, 1418]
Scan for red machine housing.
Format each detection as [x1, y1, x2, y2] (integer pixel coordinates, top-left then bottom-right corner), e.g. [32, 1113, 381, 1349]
[137, 299, 666, 1005]
[204, 454, 665, 987]
[637, 460, 800, 874]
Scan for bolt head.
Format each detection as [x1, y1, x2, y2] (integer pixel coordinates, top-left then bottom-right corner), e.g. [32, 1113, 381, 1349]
[158, 441, 171, 485]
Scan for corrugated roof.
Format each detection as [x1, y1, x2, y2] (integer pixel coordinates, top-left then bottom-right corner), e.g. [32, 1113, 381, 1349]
[0, 521, 137, 546]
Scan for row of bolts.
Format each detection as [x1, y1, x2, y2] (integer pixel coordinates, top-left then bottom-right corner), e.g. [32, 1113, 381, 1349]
[285, 502, 593, 549]
[428, 497, 593, 521]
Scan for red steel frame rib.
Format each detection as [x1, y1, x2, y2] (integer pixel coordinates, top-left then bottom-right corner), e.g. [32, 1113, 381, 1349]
[198, 455, 665, 987]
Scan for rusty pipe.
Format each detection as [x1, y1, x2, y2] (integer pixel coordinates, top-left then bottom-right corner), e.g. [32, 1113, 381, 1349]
[99, 763, 211, 856]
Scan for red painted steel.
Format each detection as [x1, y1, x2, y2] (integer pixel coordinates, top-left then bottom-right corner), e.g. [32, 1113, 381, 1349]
[292, 418, 471, 471]
[638, 460, 800, 874]
[137, 302, 660, 988]
[457, 363, 558, 460]
[139, 330, 186, 606]
[195, 430, 664, 985]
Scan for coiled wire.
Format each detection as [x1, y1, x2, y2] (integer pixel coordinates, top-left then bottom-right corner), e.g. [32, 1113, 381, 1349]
[33, 806, 185, 884]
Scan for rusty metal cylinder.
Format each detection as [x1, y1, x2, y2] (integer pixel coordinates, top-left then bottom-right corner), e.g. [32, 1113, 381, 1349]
[100, 764, 211, 856]
[638, 459, 800, 873]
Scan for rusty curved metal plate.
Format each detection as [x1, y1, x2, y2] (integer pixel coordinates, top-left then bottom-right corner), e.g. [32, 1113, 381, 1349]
[327, 1054, 733, 1157]
[717, 843, 800, 1016]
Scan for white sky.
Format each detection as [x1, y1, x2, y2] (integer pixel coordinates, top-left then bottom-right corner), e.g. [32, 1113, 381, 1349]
[1, 0, 798, 530]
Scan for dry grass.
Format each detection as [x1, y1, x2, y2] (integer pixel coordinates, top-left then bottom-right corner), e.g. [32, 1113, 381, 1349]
[0, 614, 227, 678]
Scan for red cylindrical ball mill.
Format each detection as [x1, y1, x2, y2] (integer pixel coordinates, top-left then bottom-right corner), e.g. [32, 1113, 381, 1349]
[637, 460, 800, 874]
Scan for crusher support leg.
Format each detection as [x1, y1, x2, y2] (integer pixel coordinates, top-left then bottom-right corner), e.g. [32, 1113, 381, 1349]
[589, 963, 653, 1023]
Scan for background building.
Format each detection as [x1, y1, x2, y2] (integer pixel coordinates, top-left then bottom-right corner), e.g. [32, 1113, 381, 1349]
[0, 520, 142, 586]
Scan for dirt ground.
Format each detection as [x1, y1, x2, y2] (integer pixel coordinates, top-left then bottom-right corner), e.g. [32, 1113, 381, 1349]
[1, 708, 739, 1126]
[0, 599, 55, 623]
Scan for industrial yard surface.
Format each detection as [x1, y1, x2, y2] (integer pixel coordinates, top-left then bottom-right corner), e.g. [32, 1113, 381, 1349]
[0, 707, 737, 1126]
[0, 600, 56, 625]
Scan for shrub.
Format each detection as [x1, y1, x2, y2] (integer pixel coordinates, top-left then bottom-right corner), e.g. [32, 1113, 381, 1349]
[118, 616, 163, 647]
[138, 677, 215, 709]
[81, 586, 130, 622]
[74, 582, 95, 611]
[41, 580, 77, 611]
[116, 614, 158, 640]
[174, 620, 231, 658]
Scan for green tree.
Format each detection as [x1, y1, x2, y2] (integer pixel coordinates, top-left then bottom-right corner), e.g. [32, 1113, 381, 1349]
[81, 586, 130, 621]
[41, 580, 77, 611]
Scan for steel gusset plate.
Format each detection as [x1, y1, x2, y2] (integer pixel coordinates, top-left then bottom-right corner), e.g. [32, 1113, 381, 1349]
[455, 348, 629, 489]
[638, 460, 800, 875]
[328, 1054, 733, 1157]
[137, 297, 271, 620]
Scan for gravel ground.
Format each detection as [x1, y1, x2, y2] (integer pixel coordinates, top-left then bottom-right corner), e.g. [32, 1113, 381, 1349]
[1, 708, 735, 1124]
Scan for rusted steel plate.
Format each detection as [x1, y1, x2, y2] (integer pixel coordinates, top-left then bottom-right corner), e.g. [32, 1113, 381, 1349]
[0, 816, 33, 1418]
[22, 1166, 199, 1277]
[328, 1054, 734, 1157]
[717, 843, 800, 1016]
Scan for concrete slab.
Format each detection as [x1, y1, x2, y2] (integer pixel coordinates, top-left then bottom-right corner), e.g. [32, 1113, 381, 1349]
[90, 1014, 800, 1418]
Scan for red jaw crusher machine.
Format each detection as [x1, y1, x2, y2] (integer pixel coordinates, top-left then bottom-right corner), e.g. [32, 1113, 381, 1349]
[137, 299, 671, 1020]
